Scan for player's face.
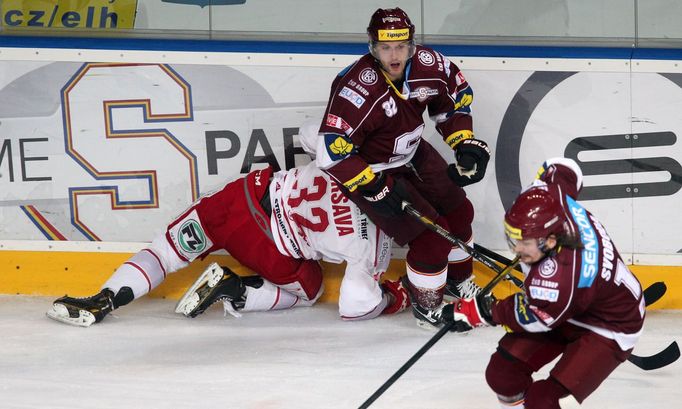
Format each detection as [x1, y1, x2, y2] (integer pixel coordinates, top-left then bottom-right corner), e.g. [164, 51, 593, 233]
[509, 238, 546, 264]
[374, 41, 411, 81]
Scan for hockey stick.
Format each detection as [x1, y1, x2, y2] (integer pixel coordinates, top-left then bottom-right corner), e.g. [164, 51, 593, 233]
[401, 201, 525, 289]
[627, 341, 680, 371]
[358, 255, 521, 409]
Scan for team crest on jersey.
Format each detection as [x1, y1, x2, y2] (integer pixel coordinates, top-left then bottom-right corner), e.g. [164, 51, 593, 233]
[359, 68, 378, 85]
[382, 96, 398, 117]
[168, 210, 213, 261]
[417, 50, 435, 66]
[339, 86, 366, 108]
[539, 258, 557, 278]
[324, 133, 354, 159]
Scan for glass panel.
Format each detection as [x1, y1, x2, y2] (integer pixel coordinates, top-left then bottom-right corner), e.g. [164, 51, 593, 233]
[208, 0, 421, 40]
[637, 0, 682, 46]
[423, 0, 635, 45]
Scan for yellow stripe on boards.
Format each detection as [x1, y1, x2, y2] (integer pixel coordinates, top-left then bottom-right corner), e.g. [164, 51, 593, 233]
[1, 250, 680, 309]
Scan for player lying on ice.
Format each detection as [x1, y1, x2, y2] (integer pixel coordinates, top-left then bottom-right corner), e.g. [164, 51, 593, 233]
[437, 157, 645, 409]
[46, 129, 409, 327]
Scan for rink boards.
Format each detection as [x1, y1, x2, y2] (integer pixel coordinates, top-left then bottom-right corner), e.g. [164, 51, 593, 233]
[1, 38, 682, 307]
[1, 244, 680, 309]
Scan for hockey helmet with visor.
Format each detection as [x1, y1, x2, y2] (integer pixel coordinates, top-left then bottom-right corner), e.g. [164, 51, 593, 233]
[504, 187, 566, 252]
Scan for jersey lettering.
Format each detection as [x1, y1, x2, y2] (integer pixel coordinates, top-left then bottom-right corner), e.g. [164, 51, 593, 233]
[567, 196, 599, 288]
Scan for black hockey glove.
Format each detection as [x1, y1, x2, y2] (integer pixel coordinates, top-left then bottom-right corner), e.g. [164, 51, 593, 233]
[440, 294, 495, 332]
[448, 139, 491, 187]
[358, 172, 410, 217]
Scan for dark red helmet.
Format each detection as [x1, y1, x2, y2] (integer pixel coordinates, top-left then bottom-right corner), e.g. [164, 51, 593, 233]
[367, 8, 415, 42]
[504, 187, 566, 243]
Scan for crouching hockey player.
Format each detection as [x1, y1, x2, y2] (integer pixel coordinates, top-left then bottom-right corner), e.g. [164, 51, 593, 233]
[438, 157, 645, 408]
[46, 160, 408, 327]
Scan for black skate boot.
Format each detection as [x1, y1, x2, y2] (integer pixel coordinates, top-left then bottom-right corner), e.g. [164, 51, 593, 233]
[400, 276, 446, 330]
[175, 263, 246, 318]
[46, 287, 133, 327]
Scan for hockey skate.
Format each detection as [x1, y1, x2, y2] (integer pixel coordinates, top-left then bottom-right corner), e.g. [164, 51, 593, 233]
[400, 276, 446, 330]
[443, 275, 483, 302]
[46, 289, 116, 327]
[175, 263, 246, 318]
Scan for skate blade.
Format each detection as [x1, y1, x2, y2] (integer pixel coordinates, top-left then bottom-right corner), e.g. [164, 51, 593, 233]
[174, 262, 223, 315]
[415, 318, 441, 332]
[46, 303, 96, 327]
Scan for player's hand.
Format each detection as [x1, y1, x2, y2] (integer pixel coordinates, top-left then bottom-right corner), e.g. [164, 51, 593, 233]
[359, 173, 410, 217]
[448, 139, 491, 187]
[440, 295, 495, 332]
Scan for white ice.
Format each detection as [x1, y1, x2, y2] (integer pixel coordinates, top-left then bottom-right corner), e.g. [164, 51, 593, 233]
[1, 295, 680, 409]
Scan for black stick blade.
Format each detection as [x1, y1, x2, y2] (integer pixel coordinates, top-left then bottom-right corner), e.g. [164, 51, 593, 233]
[628, 341, 680, 371]
[643, 281, 667, 307]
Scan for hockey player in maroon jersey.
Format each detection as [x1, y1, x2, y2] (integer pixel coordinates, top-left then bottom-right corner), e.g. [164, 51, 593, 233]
[316, 7, 491, 328]
[46, 157, 408, 327]
[439, 157, 645, 408]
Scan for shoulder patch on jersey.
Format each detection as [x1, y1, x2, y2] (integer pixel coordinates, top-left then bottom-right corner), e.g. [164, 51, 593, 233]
[168, 209, 213, 261]
[513, 293, 537, 325]
[539, 257, 557, 278]
[359, 68, 378, 85]
[417, 50, 435, 66]
[324, 133, 354, 160]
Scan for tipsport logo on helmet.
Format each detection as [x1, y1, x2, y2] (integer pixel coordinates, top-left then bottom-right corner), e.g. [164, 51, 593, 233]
[377, 28, 410, 41]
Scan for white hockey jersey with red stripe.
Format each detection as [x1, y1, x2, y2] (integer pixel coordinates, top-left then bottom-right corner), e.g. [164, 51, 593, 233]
[269, 161, 392, 279]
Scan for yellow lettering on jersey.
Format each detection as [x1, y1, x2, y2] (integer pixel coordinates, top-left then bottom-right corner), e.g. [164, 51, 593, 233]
[343, 167, 375, 192]
[445, 130, 473, 149]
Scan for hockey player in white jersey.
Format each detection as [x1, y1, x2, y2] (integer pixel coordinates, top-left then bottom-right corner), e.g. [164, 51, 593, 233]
[47, 126, 408, 327]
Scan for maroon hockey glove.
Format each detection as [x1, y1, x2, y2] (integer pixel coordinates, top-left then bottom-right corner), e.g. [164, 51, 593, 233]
[441, 294, 495, 332]
[448, 139, 491, 187]
[359, 173, 410, 217]
[381, 277, 410, 315]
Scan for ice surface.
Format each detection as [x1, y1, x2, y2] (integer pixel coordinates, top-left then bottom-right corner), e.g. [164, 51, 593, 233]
[1, 296, 680, 409]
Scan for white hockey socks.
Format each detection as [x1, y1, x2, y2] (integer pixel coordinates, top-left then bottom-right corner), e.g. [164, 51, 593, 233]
[229, 279, 321, 314]
[103, 235, 187, 299]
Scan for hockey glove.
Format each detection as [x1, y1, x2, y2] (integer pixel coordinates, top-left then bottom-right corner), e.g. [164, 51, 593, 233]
[380, 278, 410, 315]
[448, 139, 491, 187]
[358, 172, 410, 217]
[441, 294, 495, 332]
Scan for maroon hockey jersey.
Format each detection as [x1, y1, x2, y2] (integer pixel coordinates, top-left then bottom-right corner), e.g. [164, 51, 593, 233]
[316, 45, 473, 191]
[492, 159, 645, 351]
